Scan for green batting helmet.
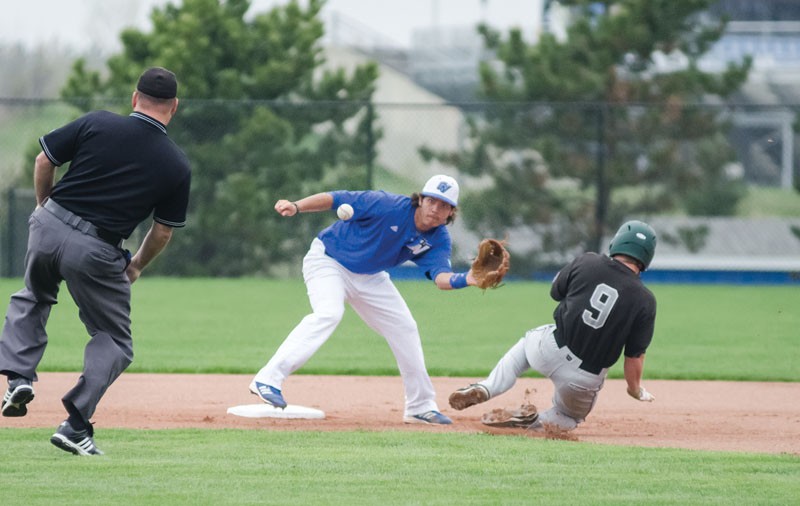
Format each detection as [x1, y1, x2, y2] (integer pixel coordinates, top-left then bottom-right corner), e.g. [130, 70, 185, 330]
[608, 220, 657, 270]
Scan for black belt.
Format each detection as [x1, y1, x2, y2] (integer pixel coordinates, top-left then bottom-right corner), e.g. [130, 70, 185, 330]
[43, 199, 124, 248]
[553, 328, 603, 375]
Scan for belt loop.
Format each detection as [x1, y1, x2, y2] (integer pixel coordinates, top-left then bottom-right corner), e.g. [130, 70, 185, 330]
[66, 215, 82, 228]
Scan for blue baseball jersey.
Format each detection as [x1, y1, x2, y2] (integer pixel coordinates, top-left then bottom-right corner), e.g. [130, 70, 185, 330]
[320, 190, 453, 279]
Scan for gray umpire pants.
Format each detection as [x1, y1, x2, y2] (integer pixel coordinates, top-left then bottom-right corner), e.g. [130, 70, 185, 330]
[0, 204, 132, 425]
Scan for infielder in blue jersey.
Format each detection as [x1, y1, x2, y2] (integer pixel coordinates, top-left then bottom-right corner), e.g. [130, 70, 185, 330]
[250, 175, 480, 424]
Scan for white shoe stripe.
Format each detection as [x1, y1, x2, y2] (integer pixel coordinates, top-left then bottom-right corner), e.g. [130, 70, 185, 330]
[54, 433, 96, 455]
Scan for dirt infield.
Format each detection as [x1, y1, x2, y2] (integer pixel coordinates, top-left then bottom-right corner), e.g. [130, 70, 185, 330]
[4, 373, 799, 455]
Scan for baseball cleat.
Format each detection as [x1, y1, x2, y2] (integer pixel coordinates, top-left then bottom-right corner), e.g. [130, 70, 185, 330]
[448, 383, 490, 410]
[249, 381, 287, 409]
[403, 410, 453, 425]
[2, 378, 35, 417]
[480, 404, 539, 429]
[50, 420, 104, 456]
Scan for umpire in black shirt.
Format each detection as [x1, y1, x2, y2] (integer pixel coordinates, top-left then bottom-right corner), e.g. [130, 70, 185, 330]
[0, 67, 191, 456]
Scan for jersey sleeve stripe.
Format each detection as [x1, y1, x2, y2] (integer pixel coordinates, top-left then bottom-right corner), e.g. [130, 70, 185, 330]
[39, 137, 63, 166]
[154, 217, 186, 228]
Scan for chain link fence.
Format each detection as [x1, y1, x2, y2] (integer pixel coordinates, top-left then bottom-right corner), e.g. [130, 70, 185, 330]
[1, 98, 799, 280]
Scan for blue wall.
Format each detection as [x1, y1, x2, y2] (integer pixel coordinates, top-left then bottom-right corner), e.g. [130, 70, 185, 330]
[388, 266, 800, 285]
[642, 269, 800, 285]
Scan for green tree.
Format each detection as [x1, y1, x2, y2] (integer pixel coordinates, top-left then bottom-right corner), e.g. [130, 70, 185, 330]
[424, 0, 750, 270]
[60, 0, 379, 275]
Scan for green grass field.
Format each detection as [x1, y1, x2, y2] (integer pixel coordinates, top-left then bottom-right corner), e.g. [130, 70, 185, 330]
[1, 429, 797, 506]
[0, 102, 79, 190]
[0, 277, 797, 505]
[4, 278, 796, 381]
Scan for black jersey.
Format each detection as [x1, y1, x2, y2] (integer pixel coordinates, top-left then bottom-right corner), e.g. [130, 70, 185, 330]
[550, 252, 656, 370]
[40, 111, 191, 238]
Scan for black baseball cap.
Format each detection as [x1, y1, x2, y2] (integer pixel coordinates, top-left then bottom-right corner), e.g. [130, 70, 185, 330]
[136, 67, 178, 99]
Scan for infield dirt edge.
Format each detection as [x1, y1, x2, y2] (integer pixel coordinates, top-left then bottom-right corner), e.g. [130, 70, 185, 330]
[3, 372, 798, 455]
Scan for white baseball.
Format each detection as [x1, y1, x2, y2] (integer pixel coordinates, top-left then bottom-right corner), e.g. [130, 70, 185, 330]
[337, 203, 354, 220]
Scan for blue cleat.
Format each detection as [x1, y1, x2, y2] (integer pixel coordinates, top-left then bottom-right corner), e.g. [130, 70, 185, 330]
[249, 381, 287, 409]
[403, 410, 452, 425]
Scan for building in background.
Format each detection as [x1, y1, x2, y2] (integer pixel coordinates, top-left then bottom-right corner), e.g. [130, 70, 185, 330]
[325, 0, 800, 190]
[701, 0, 800, 189]
[322, 1, 800, 277]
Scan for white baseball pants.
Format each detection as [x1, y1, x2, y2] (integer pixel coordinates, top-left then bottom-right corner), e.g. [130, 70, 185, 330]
[253, 238, 440, 416]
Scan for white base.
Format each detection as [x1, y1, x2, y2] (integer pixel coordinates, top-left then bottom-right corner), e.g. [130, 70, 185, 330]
[227, 403, 325, 419]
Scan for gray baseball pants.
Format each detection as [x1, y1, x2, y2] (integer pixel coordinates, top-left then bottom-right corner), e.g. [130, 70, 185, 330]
[479, 324, 607, 430]
[0, 205, 132, 424]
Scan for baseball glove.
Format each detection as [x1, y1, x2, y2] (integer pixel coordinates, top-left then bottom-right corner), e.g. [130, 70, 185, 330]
[471, 238, 510, 289]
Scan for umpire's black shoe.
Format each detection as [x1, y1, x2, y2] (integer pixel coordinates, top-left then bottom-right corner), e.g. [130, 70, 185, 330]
[1, 377, 35, 417]
[50, 421, 104, 456]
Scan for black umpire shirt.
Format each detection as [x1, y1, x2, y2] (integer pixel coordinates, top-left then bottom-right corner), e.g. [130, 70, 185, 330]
[39, 110, 191, 238]
[550, 252, 657, 371]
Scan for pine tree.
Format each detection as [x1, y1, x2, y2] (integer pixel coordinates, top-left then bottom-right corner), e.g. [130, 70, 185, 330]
[423, 0, 751, 267]
[61, 0, 379, 275]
